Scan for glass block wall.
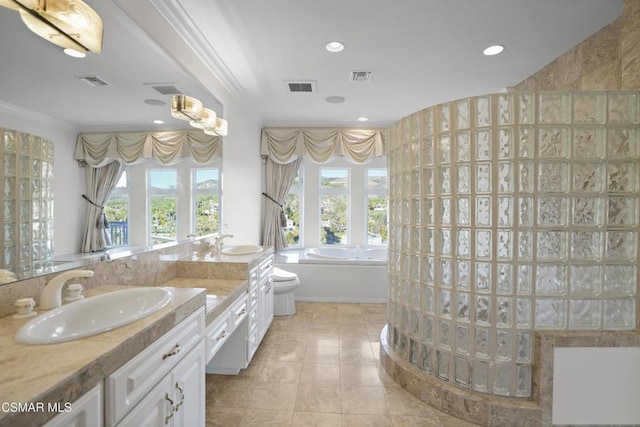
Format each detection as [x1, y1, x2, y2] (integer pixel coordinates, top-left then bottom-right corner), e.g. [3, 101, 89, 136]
[1, 128, 55, 275]
[387, 91, 639, 398]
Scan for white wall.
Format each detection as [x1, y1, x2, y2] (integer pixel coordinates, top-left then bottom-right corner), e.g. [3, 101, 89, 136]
[0, 103, 84, 256]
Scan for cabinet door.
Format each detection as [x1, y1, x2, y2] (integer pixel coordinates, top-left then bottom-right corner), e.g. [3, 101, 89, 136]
[172, 341, 206, 427]
[116, 375, 173, 427]
[43, 383, 102, 427]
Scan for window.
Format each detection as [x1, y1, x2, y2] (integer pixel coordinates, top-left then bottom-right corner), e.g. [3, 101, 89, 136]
[193, 168, 221, 236]
[148, 170, 177, 244]
[367, 168, 388, 245]
[283, 167, 302, 246]
[320, 168, 349, 245]
[105, 171, 129, 246]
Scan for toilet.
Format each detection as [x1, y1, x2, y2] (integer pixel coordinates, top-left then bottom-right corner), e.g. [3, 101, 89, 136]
[272, 267, 300, 315]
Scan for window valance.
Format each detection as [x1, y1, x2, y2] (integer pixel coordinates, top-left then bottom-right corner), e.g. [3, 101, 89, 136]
[75, 130, 222, 167]
[260, 127, 386, 164]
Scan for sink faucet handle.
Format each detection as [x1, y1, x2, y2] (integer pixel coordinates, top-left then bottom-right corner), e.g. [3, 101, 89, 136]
[40, 269, 95, 310]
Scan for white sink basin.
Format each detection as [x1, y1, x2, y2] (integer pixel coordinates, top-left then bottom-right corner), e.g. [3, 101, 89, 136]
[219, 245, 264, 256]
[16, 287, 172, 345]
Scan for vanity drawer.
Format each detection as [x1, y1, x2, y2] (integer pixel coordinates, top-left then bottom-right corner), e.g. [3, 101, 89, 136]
[105, 307, 205, 426]
[205, 312, 231, 363]
[229, 293, 249, 329]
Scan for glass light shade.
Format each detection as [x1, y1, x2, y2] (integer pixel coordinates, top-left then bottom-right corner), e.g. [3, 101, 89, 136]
[189, 107, 217, 129]
[15, 0, 102, 53]
[204, 118, 228, 136]
[171, 95, 203, 121]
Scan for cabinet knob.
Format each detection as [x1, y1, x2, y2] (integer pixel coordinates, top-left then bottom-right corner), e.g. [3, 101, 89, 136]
[162, 342, 181, 360]
[216, 330, 228, 341]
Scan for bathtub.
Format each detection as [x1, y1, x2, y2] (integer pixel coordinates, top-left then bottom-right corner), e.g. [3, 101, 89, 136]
[274, 247, 388, 303]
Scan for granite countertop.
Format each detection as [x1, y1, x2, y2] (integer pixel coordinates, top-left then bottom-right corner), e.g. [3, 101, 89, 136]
[0, 285, 205, 427]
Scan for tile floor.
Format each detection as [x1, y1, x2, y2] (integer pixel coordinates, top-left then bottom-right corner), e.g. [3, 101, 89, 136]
[205, 302, 478, 426]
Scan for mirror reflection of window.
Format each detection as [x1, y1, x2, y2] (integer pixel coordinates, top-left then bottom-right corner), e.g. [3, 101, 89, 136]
[148, 170, 177, 245]
[105, 171, 129, 246]
[192, 168, 221, 236]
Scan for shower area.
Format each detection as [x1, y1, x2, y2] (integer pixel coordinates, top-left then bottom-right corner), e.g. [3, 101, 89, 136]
[382, 91, 639, 423]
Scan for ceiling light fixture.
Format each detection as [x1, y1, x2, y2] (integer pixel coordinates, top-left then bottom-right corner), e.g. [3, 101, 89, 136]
[152, 119, 164, 124]
[0, 0, 103, 57]
[171, 95, 228, 136]
[357, 117, 369, 122]
[326, 41, 344, 53]
[483, 44, 504, 56]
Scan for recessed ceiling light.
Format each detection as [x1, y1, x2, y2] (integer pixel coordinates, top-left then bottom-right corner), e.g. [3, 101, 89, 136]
[325, 96, 345, 104]
[357, 117, 369, 122]
[63, 48, 86, 58]
[483, 44, 504, 56]
[326, 41, 344, 53]
[152, 119, 164, 124]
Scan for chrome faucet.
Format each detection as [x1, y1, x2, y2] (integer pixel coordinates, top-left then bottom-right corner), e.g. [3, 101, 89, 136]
[214, 233, 234, 251]
[40, 270, 94, 310]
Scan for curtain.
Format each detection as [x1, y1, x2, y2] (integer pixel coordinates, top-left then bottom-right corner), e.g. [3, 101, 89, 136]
[75, 129, 221, 166]
[260, 128, 386, 164]
[81, 161, 126, 253]
[261, 157, 302, 251]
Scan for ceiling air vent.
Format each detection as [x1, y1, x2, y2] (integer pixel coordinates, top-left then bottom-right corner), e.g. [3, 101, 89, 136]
[151, 85, 182, 95]
[77, 76, 111, 87]
[350, 70, 374, 82]
[284, 80, 317, 93]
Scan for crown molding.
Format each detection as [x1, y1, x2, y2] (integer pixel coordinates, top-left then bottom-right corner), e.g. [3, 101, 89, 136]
[0, 100, 76, 133]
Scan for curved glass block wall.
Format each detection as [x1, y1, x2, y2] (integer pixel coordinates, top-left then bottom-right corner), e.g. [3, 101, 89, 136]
[1, 128, 55, 275]
[387, 92, 639, 398]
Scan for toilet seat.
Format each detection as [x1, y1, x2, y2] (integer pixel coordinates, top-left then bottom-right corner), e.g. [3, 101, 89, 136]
[273, 267, 298, 283]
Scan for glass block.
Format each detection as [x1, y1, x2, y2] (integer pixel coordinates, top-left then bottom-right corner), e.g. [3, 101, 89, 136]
[539, 92, 570, 124]
[538, 196, 568, 226]
[410, 310, 420, 335]
[423, 315, 434, 343]
[476, 263, 491, 293]
[423, 138, 434, 165]
[457, 261, 470, 290]
[3, 200, 15, 222]
[570, 265, 602, 296]
[409, 339, 419, 366]
[498, 128, 513, 159]
[3, 153, 16, 176]
[607, 197, 636, 226]
[423, 109, 434, 136]
[440, 229, 451, 256]
[537, 230, 567, 260]
[516, 365, 532, 397]
[608, 93, 637, 124]
[391, 326, 399, 352]
[440, 167, 451, 193]
[535, 299, 566, 328]
[497, 298, 512, 327]
[519, 93, 535, 124]
[424, 198, 435, 225]
[603, 265, 636, 295]
[476, 96, 491, 127]
[602, 299, 635, 329]
[457, 229, 470, 258]
[3, 223, 16, 245]
[517, 299, 532, 328]
[402, 172, 410, 197]
[476, 296, 490, 324]
[536, 265, 567, 295]
[516, 332, 532, 363]
[607, 162, 637, 192]
[422, 286, 434, 313]
[456, 132, 471, 161]
[457, 293, 470, 322]
[3, 245, 15, 267]
[411, 170, 420, 196]
[19, 221, 30, 242]
[473, 361, 489, 392]
[456, 99, 470, 129]
[573, 92, 606, 123]
[18, 156, 30, 177]
[476, 129, 491, 160]
[454, 357, 469, 386]
[572, 162, 604, 192]
[423, 168, 435, 195]
[3, 130, 16, 152]
[519, 127, 534, 158]
[569, 299, 602, 329]
[573, 128, 605, 158]
[519, 197, 533, 227]
[457, 165, 470, 193]
[496, 330, 512, 360]
[475, 328, 490, 358]
[498, 94, 513, 124]
[456, 326, 470, 355]
[538, 162, 569, 192]
[476, 163, 491, 193]
[439, 321, 451, 349]
[440, 135, 451, 163]
[457, 197, 470, 226]
[401, 306, 408, 331]
[605, 231, 636, 261]
[497, 162, 513, 193]
[572, 197, 603, 226]
[422, 257, 435, 283]
[493, 363, 511, 396]
[477, 196, 491, 226]
[607, 128, 637, 158]
[539, 127, 569, 158]
[440, 197, 451, 224]
[411, 199, 421, 226]
[476, 230, 491, 259]
[570, 231, 602, 260]
[440, 259, 452, 288]
[436, 350, 450, 380]
[497, 264, 513, 294]
[496, 230, 513, 260]
[439, 104, 451, 132]
[517, 265, 532, 295]
[19, 244, 31, 265]
[421, 344, 434, 373]
[440, 290, 451, 318]
[410, 256, 421, 282]
[423, 229, 435, 254]
[498, 198, 512, 227]
[400, 333, 408, 358]
[4, 177, 16, 199]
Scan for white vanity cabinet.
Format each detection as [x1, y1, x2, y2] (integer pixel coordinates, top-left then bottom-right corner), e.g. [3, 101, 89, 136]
[105, 307, 205, 427]
[249, 255, 273, 360]
[43, 383, 103, 427]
